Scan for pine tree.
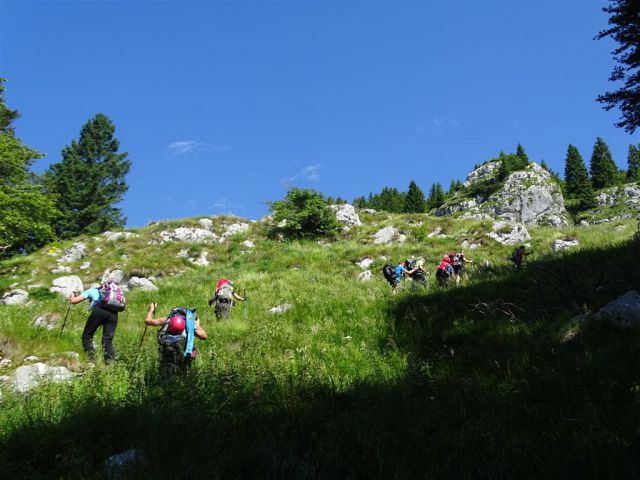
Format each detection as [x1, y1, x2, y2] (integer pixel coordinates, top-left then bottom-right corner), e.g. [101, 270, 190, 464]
[404, 180, 426, 213]
[516, 143, 529, 164]
[563, 144, 596, 210]
[46, 113, 131, 238]
[590, 137, 619, 189]
[0, 79, 58, 256]
[596, 0, 640, 134]
[627, 144, 640, 181]
[427, 182, 445, 210]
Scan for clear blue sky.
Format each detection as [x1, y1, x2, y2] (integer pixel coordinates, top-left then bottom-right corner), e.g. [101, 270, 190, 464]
[2, 0, 638, 226]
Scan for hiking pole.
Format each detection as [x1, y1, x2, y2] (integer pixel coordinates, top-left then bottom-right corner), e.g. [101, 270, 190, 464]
[59, 290, 78, 337]
[243, 289, 247, 321]
[137, 302, 156, 354]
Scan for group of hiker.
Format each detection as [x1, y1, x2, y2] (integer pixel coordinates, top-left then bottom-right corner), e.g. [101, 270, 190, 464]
[67, 278, 245, 375]
[382, 245, 532, 293]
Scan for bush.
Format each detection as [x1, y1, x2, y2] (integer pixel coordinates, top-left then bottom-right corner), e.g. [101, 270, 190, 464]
[269, 188, 340, 240]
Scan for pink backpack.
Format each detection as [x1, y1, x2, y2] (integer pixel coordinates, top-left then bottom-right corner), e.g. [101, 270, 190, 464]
[99, 281, 126, 312]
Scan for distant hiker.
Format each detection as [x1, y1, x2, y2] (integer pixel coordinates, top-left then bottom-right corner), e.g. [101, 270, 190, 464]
[390, 261, 418, 294]
[453, 251, 474, 283]
[510, 245, 531, 269]
[405, 258, 429, 290]
[68, 281, 126, 364]
[436, 254, 455, 285]
[382, 262, 397, 291]
[143, 303, 207, 377]
[208, 279, 245, 319]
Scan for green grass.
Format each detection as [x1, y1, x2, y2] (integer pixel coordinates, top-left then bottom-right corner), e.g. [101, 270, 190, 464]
[1, 216, 639, 478]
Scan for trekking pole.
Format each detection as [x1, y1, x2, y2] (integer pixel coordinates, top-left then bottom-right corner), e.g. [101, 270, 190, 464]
[137, 302, 156, 354]
[243, 289, 247, 321]
[59, 291, 78, 337]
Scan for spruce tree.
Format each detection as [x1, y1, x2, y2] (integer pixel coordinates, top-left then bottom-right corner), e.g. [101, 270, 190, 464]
[46, 113, 131, 238]
[404, 180, 426, 213]
[589, 137, 618, 189]
[516, 143, 529, 165]
[627, 144, 640, 181]
[427, 182, 445, 209]
[565, 144, 589, 196]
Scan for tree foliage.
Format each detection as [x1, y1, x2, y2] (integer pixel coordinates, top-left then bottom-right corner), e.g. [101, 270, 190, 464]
[564, 144, 597, 211]
[596, 0, 640, 134]
[46, 113, 131, 238]
[497, 147, 530, 181]
[627, 143, 640, 181]
[590, 137, 619, 189]
[426, 182, 445, 210]
[270, 188, 340, 239]
[0, 79, 58, 257]
[404, 180, 426, 213]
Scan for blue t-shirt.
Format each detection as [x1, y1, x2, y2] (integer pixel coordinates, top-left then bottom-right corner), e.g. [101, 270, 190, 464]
[394, 265, 406, 281]
[81, 288, 101, 309]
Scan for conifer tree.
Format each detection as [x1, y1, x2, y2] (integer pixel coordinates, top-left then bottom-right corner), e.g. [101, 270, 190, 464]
[427, 182, 445, 210]
[46, 113, 131, 238]
[590, 137, 619, 189]
[563, 144, 596, 210]
[627, 144, 640, 181]
[404, 180, 426, 213]
[516, 143, 529, 164]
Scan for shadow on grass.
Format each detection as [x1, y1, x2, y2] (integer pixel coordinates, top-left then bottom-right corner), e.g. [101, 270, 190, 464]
[2, 242, 640, 479]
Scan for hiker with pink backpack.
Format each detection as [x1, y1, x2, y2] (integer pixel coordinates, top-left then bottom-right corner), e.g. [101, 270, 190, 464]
[68, 281, 126, 364]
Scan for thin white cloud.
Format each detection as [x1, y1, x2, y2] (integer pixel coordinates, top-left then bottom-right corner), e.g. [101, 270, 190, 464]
[283, 164, 321, 186]
[167, 140, 228, 156]
[209, 198, 245, 214]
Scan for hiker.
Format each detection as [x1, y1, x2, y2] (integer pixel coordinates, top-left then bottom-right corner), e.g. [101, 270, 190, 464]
[143, 303, 207, 377]
[510, 245, 531, 269]
[382, 262, 397, 292]
[391, 261, 418, 294]
[452, 251, 474, 284]
[208, 279, 245, 319]
[405, 258, 429, 290]
[68, 281, 126, 364]
[436, 254, 455, 285]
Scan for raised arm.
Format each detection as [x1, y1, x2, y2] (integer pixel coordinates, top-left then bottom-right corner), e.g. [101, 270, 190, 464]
[144, 303, 165, 326]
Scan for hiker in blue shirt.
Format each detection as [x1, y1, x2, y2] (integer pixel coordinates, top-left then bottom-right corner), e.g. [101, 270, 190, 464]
[392, 261, 417, 294]
[68, 282, 124, 364]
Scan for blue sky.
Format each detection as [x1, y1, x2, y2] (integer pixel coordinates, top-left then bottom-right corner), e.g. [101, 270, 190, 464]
[2, 0, 638, 226]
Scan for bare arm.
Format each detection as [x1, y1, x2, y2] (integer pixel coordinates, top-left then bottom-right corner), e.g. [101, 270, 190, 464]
[144, 303, 165, 326]
[68, 293, 84, 305]
[233, 292, 245, 301]
[195, 319, 207, 340]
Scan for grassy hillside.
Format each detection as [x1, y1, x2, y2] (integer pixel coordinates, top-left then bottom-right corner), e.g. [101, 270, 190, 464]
[1, 214, 639, 479]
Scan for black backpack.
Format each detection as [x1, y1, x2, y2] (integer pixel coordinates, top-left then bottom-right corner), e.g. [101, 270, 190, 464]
[382, 263, 396, 283]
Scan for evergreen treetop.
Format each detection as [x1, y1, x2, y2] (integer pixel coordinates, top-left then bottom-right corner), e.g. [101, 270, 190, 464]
[627, 144, 640, 181]
[589, 137, 619, 189]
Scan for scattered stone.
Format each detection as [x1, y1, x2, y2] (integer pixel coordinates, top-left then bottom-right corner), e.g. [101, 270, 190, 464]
[0, 289, 29, 305]
[487, 221, 531, 246]
[222, 222, 250, 238]
[59, 242, 87, 263]
[79, 261, 91, 270]
[579, 220, 589, 227]
[360, 208, 377, 214]
[105, 449, 147, 480]
[242, 240, 255, 248]
[356, 257, 374, 269]
[357, 270, 373, 282]
[26, 283, 44, 290]
[0, 375, 10, 383]
[0, 359, 12, 368]
[551, 238, 579, 252]
[127, 277, 158, 291]
[159, 227, 218, 244]
[50, 265, 72, 274]
[397, 234, 407, 244]
[14, 363, 73, 393]
[101, 269, 126, 284]
[32, 313, 61, 330]
[428, 227, 447, 238]
[189, 251, 209, 267]
[373, 226, 399, 244]
[329, 204, 362, 226]
[103, 231, 138, 241]
[198, 218, 213, 230]
[95, 247, 103, 253]
[269, 304, 293, 315]
[50, 276, 83, 298]
[595, 291, 640, 330]
[24, 355, 42, 363]
[176, 249, 189, 259]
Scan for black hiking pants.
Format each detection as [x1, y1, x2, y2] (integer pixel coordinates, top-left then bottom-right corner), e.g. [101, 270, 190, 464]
[81, 306, 118, 363]
[215, 299, 232, 319]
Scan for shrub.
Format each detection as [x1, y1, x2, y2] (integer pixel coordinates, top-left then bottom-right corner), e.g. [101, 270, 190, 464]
[269, 188, 340, 240]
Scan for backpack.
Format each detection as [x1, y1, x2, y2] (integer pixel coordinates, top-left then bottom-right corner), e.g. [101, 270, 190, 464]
[217, 283, 234, 302]
[158, 307, 197, 359]
[406, 259, 417, 270]
[99, 281, 126, 312]
[382, 263, 396, 283]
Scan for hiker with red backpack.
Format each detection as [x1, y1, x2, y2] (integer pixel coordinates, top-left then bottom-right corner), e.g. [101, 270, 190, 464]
[68, 281, 126, 364]
[143, 303, 207, 377]
[436, 254, 455, 285]
[208, 279, 245, 319]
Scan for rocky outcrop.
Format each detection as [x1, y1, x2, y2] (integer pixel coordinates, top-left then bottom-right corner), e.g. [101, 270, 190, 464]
[0, 289, 29, 305]
[597, 184, 640, 208]
[127, 277, 158, 291]
[595, 291, 640, 329]
[50, 276, 83, 297]
[198, 218, 213, 230]
[373, 226, 400, 244]
[59, 242, 87, 263]
[159, 227, 218, 244]
[487, 221, 531, 245]
[551, 239, 579, 252]
[101, 269, 126, 284]
[14, 362, 73, 393]
[103, 231, 138, 242]
[356, 257, 374, 269]
[438, 162, 568, 226]
[330, 204, 362, 226]
[222, 223, 250, 239]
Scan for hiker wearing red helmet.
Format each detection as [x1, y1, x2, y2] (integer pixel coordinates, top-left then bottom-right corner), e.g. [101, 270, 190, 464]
[144, 303, 207, 377]
[208, 278, 245, 319]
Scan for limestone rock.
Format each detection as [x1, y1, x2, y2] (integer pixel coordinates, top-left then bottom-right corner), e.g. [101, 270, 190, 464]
[222, 222, 250, 238]
[428, 227, 448, 238]
[397, 234, 407, 244]
[0, 289, 29, 305]
[127, 277, 158, 292]
[32, 313, 61, 330]
[269, 304, 293, 315]
[0, 359, 12, 368]
[360, 208, 377, 214]
[105, 449, 147, 480]
[189, 251, 209, 267]
[159, 227, 218, 244]
[373, 226, 399, 244]
[50, 276, 83, 298]
[356, 257, 374, 269]
[59, 242, 87, 263]
[463, 161, 502, 188]
[101, 269, 126, 284]
[242, 240, 255, 248]
[103, 231, 138, 241]
[551, 238, 579, 252]
[50, 265, 72, 274]
[595, 291, 640, 329]
[198, 218, 213, 230]
[358, 270, 373, 282]
[14, 362, 73, 393]
[487, 221, 531, 246]
[79, 262, 91, 270]
[329, 204, 362, 226]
